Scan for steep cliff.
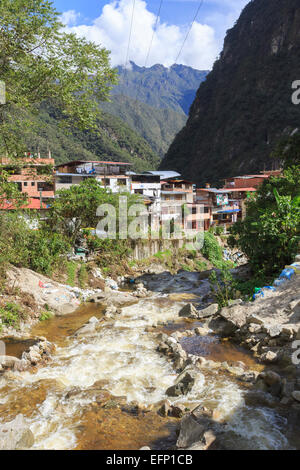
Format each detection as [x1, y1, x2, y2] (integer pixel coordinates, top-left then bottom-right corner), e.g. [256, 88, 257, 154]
[160, 0, 300, 184]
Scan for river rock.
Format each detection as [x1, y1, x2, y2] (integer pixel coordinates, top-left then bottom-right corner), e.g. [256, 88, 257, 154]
[264, 324, 282, 338]
[260, 350, 278, 363]
[194, 327, 210, 336]
[219, 305, 247, 329]
[88, 316, 99, 324]
[176, 414, 206, 448]
[0, 414, 34, 450]
[158, 400, 171, 417]
[292, 391, 300, 403]
[0, 355, 22, 370]
[178, 303, 198, 319]
[186, 430, 217, 450]
[246, 314, 265, 326]
[166, 370, 196, 397]
[74, 322, 96, 338]
[197, 304, 219, 319]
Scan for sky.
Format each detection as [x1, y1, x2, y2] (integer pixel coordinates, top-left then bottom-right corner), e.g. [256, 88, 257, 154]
[52, 0, 249, 70]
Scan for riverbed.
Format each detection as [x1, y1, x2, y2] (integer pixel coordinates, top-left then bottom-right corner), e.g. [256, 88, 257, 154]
[0, 271, 297, 450]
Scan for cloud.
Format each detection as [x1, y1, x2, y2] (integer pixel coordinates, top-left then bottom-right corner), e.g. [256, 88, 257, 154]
[61, 10, 81, 26]
[61, 0, 249, 70]
[62, 0, 218, 70]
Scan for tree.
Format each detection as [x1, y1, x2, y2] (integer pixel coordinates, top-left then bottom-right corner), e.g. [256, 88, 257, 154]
[271, 132, 300, 169]
[229, 168, 300, 276]
[0, 0, 118, 156]
[45, 178, 140, 243]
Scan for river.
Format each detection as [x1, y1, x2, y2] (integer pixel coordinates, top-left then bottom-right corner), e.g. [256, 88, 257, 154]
[0, 270, 296, 450]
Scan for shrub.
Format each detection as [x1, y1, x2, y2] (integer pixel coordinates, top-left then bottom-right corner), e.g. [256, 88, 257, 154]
[39, 311, 53, 321]
[229, 169, 300, 276]
[201, 232, 230, 269]
[0, 302, 22, 329]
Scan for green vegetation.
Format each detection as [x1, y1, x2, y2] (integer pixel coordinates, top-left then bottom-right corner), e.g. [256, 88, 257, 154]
[114, 63, 208, 115]
[0, 212, 70, 275]
[78, 264, 88, 289]
[201, 232, 232, 270]
[0, 179, 142, 281]
[209, 267, 234, 308]
[39, 311, 53, 321]
[25, 102, 160, 172]
[229, 166, 300, 276]
[100, 95, 187, 158]
[160, 0, 300, 184]
[0, 302, 22, 330]
[0, 0, 117, 158]
[66, 262, 77, 287]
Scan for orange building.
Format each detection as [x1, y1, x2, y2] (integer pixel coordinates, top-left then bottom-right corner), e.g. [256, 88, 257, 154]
[0, 154, 55, 210]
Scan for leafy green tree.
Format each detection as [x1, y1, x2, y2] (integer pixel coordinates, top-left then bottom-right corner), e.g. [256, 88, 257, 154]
[0, 0, 117, 156]
[271, 132, 300, 169]
[229, 168, 300, 276]
[45, 178, 139, 243]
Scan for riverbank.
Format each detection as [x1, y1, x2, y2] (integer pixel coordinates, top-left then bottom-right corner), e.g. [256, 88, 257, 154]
[0, 253, 299, 450]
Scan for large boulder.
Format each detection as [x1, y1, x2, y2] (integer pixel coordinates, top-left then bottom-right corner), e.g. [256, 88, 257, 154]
[178, 303, 198, 319]
[292, 391, 300, 403]
[0, 355, 22, 370]
[0, 414, 34, 450]
[166, 370, 197, 397]
[197, 304, 219, 319]
[176, 407, 219, 449]
[219, 305, 247, 329]
[176, 414, 206, 448]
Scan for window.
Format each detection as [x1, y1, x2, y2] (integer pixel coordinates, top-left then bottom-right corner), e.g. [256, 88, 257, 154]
[204, 207, 209, 213]
[58, 176, 72, 184]
[23, 182, 28, 187]
[31, 182, 35, 186]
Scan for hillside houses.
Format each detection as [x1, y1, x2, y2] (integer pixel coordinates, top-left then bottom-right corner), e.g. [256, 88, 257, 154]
[0, 155, 282, 236]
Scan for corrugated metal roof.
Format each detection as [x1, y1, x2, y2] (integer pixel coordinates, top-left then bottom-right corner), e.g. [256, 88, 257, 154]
[143, 171, 181, 179]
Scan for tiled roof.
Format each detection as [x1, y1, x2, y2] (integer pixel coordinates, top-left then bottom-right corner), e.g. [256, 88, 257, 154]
[0, 198, 47, 210]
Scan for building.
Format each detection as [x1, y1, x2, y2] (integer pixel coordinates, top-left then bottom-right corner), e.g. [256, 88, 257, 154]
[142, 170, 181, 181]
[196, 186, 246, 229]
[55, 160, 132, 193]
[130, 173, 161, 231]
[0, 154, 55, 210]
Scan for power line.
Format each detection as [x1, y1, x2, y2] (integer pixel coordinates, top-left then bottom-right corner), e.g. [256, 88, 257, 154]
[143, 0, 163, 69]
[134, 0, 164, 103]
[174, 0, 204, 64]
[124, 0, 136, 72]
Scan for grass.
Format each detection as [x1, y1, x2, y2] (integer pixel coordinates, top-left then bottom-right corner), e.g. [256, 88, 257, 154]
[39, 311, 53, 321]
[78, 263, 88, 288]
[66, 261, 77, 287]
[0, 302, 21, 330]
[154, 250, 172, 260]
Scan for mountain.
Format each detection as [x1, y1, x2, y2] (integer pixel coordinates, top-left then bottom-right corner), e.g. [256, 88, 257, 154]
[160, 0, 300, 185]
[27, 103, 160, 172]
[113, 62, 209, 115]
[28, 62, 208, 170]
[100, 95, 187, 157]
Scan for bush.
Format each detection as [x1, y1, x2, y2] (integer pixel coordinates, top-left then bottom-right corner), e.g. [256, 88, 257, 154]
[229, 169, 300, 276]
[0, 212, 70, 275]
[39, 311, 53, 321]
[0, 302, 22, 330]
[201, 232, 231, 269]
